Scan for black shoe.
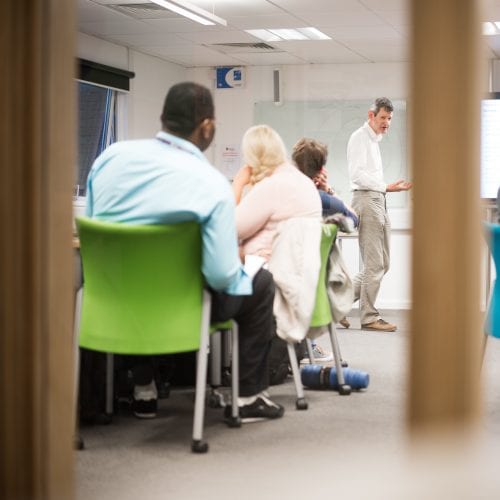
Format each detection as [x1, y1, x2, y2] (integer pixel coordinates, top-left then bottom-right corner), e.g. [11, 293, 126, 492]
[132, 398, 157, 419]
[225, 395, 284, 423]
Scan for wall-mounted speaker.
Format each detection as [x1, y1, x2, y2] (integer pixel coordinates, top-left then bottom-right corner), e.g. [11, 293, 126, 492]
[273, 68, 282, 106]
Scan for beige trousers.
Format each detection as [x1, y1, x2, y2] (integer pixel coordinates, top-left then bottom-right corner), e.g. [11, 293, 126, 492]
[351, 190, 390, 325]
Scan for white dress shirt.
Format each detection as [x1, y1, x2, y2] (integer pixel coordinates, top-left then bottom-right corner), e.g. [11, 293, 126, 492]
[347, 121, 386, 193]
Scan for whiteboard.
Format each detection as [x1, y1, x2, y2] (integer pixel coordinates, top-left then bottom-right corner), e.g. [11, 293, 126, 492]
[254, 99, 409, 208]
[481, 98, 500, 199]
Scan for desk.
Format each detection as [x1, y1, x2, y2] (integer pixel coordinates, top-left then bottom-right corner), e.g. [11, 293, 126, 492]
[337, 231, 358, 251]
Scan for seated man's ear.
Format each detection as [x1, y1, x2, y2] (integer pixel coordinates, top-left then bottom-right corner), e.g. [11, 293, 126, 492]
[194, 118, 215, 151]
[201, 118, 215, 140]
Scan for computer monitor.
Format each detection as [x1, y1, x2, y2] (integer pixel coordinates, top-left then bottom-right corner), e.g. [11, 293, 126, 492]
[481, 92, 500, 200]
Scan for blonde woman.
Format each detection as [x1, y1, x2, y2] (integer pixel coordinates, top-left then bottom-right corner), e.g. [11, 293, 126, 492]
[233, 125, 325, 378]
[233, 125, 321, 261]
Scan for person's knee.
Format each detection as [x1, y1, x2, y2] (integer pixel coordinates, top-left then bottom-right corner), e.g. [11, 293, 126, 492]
[253, 268, 275, 300]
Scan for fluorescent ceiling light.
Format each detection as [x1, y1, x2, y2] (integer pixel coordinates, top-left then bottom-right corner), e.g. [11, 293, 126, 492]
[297, 27, 331, 40]
[269, 29, 308, 41]
[245, 29, 282, 42]
[246, 27, 331, 42]
[483, 21, 498, 35]
[495, 21, 500, 30]
[150, 0, 227, 26]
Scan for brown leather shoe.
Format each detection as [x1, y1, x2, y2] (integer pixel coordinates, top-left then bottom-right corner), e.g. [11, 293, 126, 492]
[361, 319, 397, 332]
[339, 317, 350, 329]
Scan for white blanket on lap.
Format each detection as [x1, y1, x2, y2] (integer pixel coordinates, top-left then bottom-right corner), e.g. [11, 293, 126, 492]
[268, 218, 322, 343]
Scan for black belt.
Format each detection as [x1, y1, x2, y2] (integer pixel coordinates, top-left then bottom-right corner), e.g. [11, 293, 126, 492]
[353, 189, 385, 196]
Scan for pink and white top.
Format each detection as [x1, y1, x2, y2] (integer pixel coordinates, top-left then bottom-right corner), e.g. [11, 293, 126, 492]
[236, 163, 322, 261]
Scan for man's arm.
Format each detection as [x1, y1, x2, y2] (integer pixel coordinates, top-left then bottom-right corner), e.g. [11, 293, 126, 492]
[386, 179, 413, 192]
[201, 193, 252, 295]
[319, 191, 359, 227]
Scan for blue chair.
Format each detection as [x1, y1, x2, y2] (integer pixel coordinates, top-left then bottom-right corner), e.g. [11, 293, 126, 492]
[484, 222, 500, 340]
[74, 217, 240, 453]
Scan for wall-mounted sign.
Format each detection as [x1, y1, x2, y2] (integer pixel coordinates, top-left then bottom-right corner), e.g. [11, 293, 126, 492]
[216, 66, 245, 89]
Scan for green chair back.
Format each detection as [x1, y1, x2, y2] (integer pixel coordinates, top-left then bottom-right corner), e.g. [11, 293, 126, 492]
[76, 217, 204, 354]
[309, 224, 338, 328]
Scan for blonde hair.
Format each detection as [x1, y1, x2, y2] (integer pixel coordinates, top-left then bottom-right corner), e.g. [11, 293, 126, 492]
[242, 125, 287, 184]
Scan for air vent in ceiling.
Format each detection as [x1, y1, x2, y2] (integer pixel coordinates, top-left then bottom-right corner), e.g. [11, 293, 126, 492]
[107, 3, 178, 20]
[209, 42, 280, 54]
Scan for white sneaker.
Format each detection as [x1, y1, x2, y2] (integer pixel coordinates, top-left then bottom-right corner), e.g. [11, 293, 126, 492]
[301, 344, 333, 363]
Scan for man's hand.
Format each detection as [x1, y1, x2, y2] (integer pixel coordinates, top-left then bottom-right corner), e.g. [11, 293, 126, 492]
[386, 179, 412, 192]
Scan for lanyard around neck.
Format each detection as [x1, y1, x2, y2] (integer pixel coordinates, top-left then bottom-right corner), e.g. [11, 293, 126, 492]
[156, 135, 198, 157]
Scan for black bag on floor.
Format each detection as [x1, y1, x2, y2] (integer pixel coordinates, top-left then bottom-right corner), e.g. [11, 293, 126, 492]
[268, 335, 290, 385]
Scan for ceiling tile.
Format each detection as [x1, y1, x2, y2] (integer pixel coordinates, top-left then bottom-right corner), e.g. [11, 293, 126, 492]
[182, 0, 284, 17]
[107, 32, 188, 46]
[343, 40, 407, 62]
[147, 49, 245, 67]
[294, 10, 387, 27]
[327, 25, 405, 42]
[226, 14, 305, 30]
[270, 0, 372, 13]
[359, 0, 408, 12]
[273, 40, 369, 63]
[80, 19, 161, 36]
[228, 52, 305, 66]
[177, 29, 258, 44]
[376, 10, 409, 27]
[79, 0, 135, 23]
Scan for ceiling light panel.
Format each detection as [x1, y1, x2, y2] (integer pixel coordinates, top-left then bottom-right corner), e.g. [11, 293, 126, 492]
[246, 27, 331, 42]
[150, 0, 227, 26]
[483, 21, 498, 35]
[268, 28, 308, 40]
[297, 27, 331, 40]
[245, 29, 282, 42]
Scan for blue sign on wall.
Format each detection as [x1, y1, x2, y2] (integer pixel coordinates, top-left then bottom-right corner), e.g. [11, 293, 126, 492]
[216, 67, 244, 89]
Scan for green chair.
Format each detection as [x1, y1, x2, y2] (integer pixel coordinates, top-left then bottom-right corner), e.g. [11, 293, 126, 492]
[74, 216, 239, 453]
[287, 223, 351, 410]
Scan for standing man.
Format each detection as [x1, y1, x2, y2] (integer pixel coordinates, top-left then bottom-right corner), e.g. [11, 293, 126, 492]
[86, 82, 284, 422]
[347, 97, 412, 332]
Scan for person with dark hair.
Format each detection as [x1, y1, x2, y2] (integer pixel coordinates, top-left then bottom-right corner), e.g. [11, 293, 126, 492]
[292, 137, 357, 334]
[85, 82, 284, 423]
[292, 137, 359, 227]
[346, 97, 412, 332]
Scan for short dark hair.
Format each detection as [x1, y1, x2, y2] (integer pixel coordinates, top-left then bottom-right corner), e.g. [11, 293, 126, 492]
[370, 97, 394, 116]
[292, 138, 328, 179]
[160, 82, 214, 137]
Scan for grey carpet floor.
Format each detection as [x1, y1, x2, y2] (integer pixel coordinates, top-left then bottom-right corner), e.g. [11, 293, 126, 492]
[76, 310, 500, 500]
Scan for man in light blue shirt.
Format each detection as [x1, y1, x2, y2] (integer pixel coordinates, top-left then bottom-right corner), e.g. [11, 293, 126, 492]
[86, 82, 284, 422]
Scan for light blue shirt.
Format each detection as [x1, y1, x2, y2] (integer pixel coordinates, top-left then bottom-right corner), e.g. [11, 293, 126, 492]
[86, 131, 252, 295]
